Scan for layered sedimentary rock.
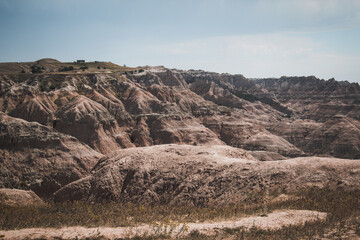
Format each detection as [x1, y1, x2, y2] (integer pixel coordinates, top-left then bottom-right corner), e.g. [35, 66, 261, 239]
[1, 68, 360, 159]
[0, 188, 44, 206]
[54, 95, 134, 154]
[202, 116, 304, 157]
[1, 61, 360, 201]
[54, 144, 360, 204]
[0, 112, 102, 197]
[256, 76, 360, 121]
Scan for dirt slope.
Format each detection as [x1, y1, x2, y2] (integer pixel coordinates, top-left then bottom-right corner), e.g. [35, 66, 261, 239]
[0, 112, 103, 197]
[0, 210, 327, 239]
[54, 144, 360, 204]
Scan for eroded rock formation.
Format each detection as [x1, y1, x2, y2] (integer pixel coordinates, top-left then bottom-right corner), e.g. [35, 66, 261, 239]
[54, 144, 360, 204]
[1, 61, 359, 201]
[0, 112, 102, 197]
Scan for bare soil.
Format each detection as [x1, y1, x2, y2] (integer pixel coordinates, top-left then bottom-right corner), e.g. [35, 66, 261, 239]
[0, 210, 326, 239]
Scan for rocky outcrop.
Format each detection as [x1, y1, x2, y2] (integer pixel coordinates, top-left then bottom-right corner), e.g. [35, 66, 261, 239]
[9, 94, 57, 126]
[1, 62, 360, 184]
[131, 68, 187, 87]
[146, 84, 218, 116]
[149, 117, 223, 146]
[82, 87, 131, 126]
[181, 70, 292, 116]
[256, 76, 360, 121]
[0, 188, 44, 206]
[304, 116, 360, 158]
[249, 151, 286, 161]
[202, 116, 304, 157]
[0, 112, 103, 197]
[243, 132, 304, 157]
[0, 59, 360, 202]
[54, 144, 360, 205]
[0, 75, 36, 113]
[268, 116, 360, 159]
[54, 95, 134, 154]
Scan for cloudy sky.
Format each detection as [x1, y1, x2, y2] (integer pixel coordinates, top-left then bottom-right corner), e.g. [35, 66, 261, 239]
[1, 0, 360, 82]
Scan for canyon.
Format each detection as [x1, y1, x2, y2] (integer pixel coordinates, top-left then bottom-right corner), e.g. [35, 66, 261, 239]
[0, 59, 359, 203]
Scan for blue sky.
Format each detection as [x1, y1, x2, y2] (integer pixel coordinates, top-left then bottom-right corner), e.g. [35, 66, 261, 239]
[1, 0, 360, 82]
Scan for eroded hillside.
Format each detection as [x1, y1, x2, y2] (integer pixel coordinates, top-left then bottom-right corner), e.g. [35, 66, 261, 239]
[1, 60, 360, 200]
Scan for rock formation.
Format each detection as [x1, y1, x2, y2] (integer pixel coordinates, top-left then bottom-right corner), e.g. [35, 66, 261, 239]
[0, 60, 360, 202]
[0, 112, 103, 197]
[0, 188, 44, 206]
[54, 144, 360, 204]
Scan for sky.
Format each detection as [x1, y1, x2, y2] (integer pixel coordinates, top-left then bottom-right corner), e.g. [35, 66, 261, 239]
[1, 0, 360, 82]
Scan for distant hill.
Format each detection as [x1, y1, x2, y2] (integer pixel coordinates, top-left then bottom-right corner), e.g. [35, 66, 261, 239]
[0, 58, 141, 74]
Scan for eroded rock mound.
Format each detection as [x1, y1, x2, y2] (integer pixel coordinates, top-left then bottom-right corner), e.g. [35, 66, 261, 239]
[54, 144, 360, 205]
[269, 116, 360, 159]
[0, 112, 103, 197]
[54, 95, 134, 154]
[9, 94, 57, 126]
[256, 76, 360, 121]
[203, 116, 303, 157]
[149, 117, 223, 146]
[0, 188, 44, 206]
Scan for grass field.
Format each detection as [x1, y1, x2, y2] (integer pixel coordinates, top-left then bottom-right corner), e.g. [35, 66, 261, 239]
[1, 187, 359, 239]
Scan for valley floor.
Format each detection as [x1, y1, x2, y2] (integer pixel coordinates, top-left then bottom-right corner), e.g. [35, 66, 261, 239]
[1, 188, 360, 239]
[0, 210, 327, 239]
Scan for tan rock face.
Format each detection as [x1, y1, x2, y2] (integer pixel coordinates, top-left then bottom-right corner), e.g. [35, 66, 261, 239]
[9, 94, 57, 126]
[54, 95, 134, 154]
[256, 76, 360, 121]
[1, 64, 360, 200]
[0, 188, 44, 206]
[54, 144, 360, 205]
[2, 69, 358, 158]
[268, 116, 360, 159]
[149, 117, 224, 146]
[203, 116, 303, 157]
[0, 112, 103, 197]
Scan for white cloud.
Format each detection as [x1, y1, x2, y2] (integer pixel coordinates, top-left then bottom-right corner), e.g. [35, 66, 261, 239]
[163, 34, 316, 57]
[255, 0, 360, 31]
[157, 33, 360, 82]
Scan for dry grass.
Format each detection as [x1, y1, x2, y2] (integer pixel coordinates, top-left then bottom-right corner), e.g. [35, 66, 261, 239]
[1, 187, 359, 239]
[0, 59, 138, 74]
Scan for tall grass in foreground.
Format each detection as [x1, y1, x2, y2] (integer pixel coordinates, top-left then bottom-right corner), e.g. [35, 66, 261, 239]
[1, 187, 359, 239]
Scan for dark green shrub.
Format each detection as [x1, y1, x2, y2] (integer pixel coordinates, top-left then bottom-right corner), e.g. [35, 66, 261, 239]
[31, 65, 43, 73]
[59, 66, 74, 72]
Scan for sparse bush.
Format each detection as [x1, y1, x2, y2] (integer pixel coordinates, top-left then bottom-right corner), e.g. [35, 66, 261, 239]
[0, 188, 359, 239]
[58, 66, 74, 72]
[39, 81, 46, 92]
[80, 66, 88, 71]
[31, 65, 43, 73]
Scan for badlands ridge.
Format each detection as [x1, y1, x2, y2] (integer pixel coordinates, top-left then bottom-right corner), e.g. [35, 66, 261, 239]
[0, 58, 359, 203]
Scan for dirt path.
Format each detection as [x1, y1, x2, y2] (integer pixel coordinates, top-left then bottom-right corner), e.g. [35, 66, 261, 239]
[0, 210, 327, 239]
